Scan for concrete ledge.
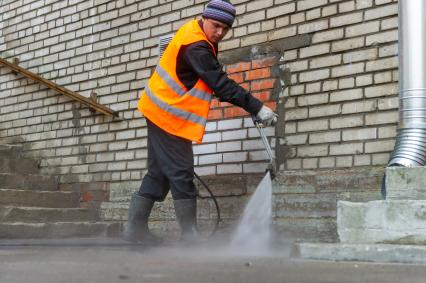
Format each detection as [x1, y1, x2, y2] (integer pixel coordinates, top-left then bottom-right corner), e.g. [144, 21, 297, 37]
[294, 243, 426, 264]
[274, 217, 337, 242]
[0, 158, 39, 174]
[101, 196, 245, 222]
[338, 200, 426, 244]
[0, 206, 99, 223]
[274, 167, 385, 194]
[386, 166, 426, 200]
[0, 173, 58, 191]
[0, 189, 80, 208]
[0, 144, 23, 158]
[0, 222, 122, 239]
[108, 181, 140, 201]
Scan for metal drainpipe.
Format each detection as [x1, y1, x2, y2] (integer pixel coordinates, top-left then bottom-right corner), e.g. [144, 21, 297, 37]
[388, 0, 426, 167]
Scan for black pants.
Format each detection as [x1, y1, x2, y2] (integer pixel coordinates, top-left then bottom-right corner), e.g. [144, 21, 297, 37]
[138, 119, 196, 201]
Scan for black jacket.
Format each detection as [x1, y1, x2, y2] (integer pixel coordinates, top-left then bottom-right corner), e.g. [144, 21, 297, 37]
[175, 21, 263, 116]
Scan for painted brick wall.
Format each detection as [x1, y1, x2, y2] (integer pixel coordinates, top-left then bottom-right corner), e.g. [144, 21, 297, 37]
[0, 0, 399, 234]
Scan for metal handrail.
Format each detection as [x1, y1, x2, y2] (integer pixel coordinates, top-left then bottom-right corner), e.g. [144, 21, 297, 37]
[0, 58, 118, 118]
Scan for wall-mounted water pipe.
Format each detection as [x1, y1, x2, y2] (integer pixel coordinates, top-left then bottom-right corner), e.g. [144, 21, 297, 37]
[388, 0, 426, 167]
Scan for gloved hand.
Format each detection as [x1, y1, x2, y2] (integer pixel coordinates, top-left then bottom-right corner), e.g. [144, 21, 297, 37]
[255, 105, 278, 126]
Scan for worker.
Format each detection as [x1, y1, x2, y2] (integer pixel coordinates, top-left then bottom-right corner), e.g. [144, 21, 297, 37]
[123, 0, 278, 244]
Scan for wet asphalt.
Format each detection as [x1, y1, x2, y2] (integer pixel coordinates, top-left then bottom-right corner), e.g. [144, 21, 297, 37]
[0, 238, 426, 283]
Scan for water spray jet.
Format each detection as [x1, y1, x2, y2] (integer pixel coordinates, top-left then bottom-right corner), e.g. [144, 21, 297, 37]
[193, 117, 277, 254]
[228, 118, 277, 255]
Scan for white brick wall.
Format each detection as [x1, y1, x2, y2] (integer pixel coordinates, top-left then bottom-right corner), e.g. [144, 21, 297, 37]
[282, 0, 399, 170]
[0, 0, 401, 180]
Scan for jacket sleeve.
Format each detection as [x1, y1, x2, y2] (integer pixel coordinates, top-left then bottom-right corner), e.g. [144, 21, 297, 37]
[181, 41, 263, 115]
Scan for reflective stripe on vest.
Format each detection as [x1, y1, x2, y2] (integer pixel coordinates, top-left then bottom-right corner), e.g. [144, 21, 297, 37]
[137, 19, 216, 143]
[155, 65, 211, 102]
[145, 86, 207, 126]
[155, 65, 186, 96]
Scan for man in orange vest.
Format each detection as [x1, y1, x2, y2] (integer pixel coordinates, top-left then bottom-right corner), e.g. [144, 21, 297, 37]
[124, 0, 278, 244]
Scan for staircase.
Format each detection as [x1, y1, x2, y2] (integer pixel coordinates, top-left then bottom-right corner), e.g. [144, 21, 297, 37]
[0, 144, 121, 239]
[294, 166, 426, 264]
[272, 167, 384, 242]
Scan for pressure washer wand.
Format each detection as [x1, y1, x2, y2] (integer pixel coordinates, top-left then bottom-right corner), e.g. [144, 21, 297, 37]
[253, 117, 276, 180]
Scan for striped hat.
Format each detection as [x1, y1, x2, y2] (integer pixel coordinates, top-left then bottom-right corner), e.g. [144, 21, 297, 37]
[202, 0, 236, 27]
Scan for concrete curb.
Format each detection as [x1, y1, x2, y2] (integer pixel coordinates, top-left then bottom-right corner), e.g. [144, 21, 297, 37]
[294, 242, 426, 264]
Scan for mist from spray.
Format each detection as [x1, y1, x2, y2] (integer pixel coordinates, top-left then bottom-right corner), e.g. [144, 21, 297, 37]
[229, 172, 272, 255]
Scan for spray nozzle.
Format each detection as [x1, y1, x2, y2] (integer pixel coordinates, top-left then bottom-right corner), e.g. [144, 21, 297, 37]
[266, 163, 276, 180]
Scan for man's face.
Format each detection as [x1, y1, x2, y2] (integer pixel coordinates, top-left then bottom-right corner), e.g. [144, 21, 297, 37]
[202, 18, 230, 44]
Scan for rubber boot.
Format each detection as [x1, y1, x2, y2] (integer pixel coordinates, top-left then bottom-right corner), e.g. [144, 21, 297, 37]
[122, 193, 162, 245]
[173, 198, 201, 243]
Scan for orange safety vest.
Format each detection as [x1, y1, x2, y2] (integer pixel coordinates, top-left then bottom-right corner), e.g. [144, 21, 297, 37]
[138, 19, 216, 143]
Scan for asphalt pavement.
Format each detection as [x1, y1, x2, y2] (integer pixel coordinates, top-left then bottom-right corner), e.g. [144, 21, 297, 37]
[0, 238, 426, 283]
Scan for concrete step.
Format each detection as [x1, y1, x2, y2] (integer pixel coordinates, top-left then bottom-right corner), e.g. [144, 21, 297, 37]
[386, 166, 426, 200]
[0, 144, 23, 159]
[0, 158, 40, 174]
[0, 173, 58, 191]
[0, 237, 135, 246]
[270, 167, 383, 242]
[100, 202, 129, 221]
[273, 167, 384, 194]
[274, 217, 338, 242]
[337, 200, 426, 244]
[107, 175, 259, 201]
[272, 190, 381, 220]
[0, 206, 99, 223]
[101, 196, 245, 222]
[146, 218, 235, 240]
[0, 221, 122, 239]
[294, 243, 426, 264]
[0, 189, 80, 208]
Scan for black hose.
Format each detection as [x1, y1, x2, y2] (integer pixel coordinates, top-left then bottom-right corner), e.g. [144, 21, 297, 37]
[194, 172, 221, 237]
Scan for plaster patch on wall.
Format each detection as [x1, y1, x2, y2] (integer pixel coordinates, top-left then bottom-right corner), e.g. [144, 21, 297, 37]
[71, 103, 88, 164]
[274, 65, 292, 171]
[219, 35, 312, 65]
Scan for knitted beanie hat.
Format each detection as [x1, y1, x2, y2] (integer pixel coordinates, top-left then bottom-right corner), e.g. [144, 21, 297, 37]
[202, 0, 236, 27]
